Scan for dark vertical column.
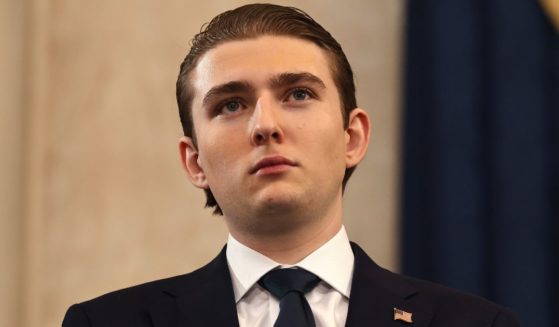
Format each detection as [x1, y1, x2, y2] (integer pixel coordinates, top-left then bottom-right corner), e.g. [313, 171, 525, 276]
[401, 0, 559, 325]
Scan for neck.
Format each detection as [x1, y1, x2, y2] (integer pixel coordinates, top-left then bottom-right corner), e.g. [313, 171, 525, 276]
[227, 195, 343, 264]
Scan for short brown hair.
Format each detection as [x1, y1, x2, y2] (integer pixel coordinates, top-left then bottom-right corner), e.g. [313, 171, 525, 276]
[176, 3, 358, 215]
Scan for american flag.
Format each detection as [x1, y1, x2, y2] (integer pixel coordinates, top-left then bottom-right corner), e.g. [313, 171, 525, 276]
[393, 307, 413, 323]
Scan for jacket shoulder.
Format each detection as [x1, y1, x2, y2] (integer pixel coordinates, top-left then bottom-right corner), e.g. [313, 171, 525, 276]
[63, 248, 227, 326]
[349, 242, 521, 326]
[401, 275, 520, 326]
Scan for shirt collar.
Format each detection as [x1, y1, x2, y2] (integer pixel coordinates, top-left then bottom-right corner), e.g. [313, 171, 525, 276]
[226, 226, 354, 303]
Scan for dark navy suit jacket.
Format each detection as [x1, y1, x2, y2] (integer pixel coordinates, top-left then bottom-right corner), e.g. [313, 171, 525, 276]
[63, 243, 521, 326]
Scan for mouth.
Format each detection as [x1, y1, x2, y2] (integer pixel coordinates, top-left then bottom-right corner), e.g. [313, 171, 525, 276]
[250, 155, 297, 175]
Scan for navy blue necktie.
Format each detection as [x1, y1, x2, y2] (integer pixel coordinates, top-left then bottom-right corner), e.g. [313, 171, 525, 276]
[258, 268, 321, 327]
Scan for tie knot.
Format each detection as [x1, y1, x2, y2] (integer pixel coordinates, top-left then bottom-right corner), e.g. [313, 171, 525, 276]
[258, 268, 320, 299]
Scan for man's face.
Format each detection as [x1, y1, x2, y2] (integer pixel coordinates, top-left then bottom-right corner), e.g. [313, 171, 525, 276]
[181, 35, 358, 234]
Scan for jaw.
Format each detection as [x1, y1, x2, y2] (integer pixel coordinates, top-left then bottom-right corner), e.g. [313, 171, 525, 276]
[224, 181, 343, 233]
[223, 190, 345, 264]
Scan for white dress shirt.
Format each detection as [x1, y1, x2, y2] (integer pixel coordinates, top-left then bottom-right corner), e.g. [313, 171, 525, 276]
[226, 226, 355, 327]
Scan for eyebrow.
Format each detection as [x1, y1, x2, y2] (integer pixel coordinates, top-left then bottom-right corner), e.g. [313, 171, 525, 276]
[269, 72, 327, 90]
[202, 81, 255, 108]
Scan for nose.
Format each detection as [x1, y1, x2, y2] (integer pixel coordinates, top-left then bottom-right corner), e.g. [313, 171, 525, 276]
[249, 96, 284, 146]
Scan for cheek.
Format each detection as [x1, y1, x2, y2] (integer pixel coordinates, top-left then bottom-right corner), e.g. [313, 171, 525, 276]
[196, 134, 226, 177]
[311, 111, 346, 149]
[197, 128, 244, 181]
[301, 116, 347, 170]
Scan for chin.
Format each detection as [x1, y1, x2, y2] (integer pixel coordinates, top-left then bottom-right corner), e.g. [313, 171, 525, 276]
[254, 192, 304, 214]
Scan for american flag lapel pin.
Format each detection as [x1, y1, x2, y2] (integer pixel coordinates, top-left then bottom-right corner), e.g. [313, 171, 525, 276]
[393, 307, 413, 324]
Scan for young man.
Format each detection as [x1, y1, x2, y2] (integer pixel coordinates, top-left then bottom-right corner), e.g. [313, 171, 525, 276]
[63, 4, 520, 326]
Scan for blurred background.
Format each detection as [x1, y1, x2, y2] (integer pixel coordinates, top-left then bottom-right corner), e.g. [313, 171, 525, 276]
[1, 0, 556, 326]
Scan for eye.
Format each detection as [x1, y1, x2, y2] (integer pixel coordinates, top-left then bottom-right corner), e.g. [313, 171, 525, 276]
[216, 99, 244, 116]
[290, 88, 311, 101]
[224, 101, 240, 112]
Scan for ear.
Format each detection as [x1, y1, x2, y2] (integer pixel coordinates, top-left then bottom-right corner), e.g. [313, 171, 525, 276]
[345, 108, 371, 168]
[179, 136, 209, 189]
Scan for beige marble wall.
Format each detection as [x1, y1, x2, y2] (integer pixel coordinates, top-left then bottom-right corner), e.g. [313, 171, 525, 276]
[1, 0, 25, 326]
[3, 1, 404, 326]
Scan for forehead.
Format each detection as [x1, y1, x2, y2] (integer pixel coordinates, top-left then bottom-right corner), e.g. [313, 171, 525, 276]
[190, 35, 336, 102]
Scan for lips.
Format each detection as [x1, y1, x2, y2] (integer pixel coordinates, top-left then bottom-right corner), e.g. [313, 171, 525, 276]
[250, 155, 297, 174]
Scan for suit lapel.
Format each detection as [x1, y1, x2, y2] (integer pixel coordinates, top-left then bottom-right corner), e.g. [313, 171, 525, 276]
[175, 275, 239, 327]
[345, 243, 433, 327]
[148, 293, 180, 327]
[148, 246, 239, 327]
